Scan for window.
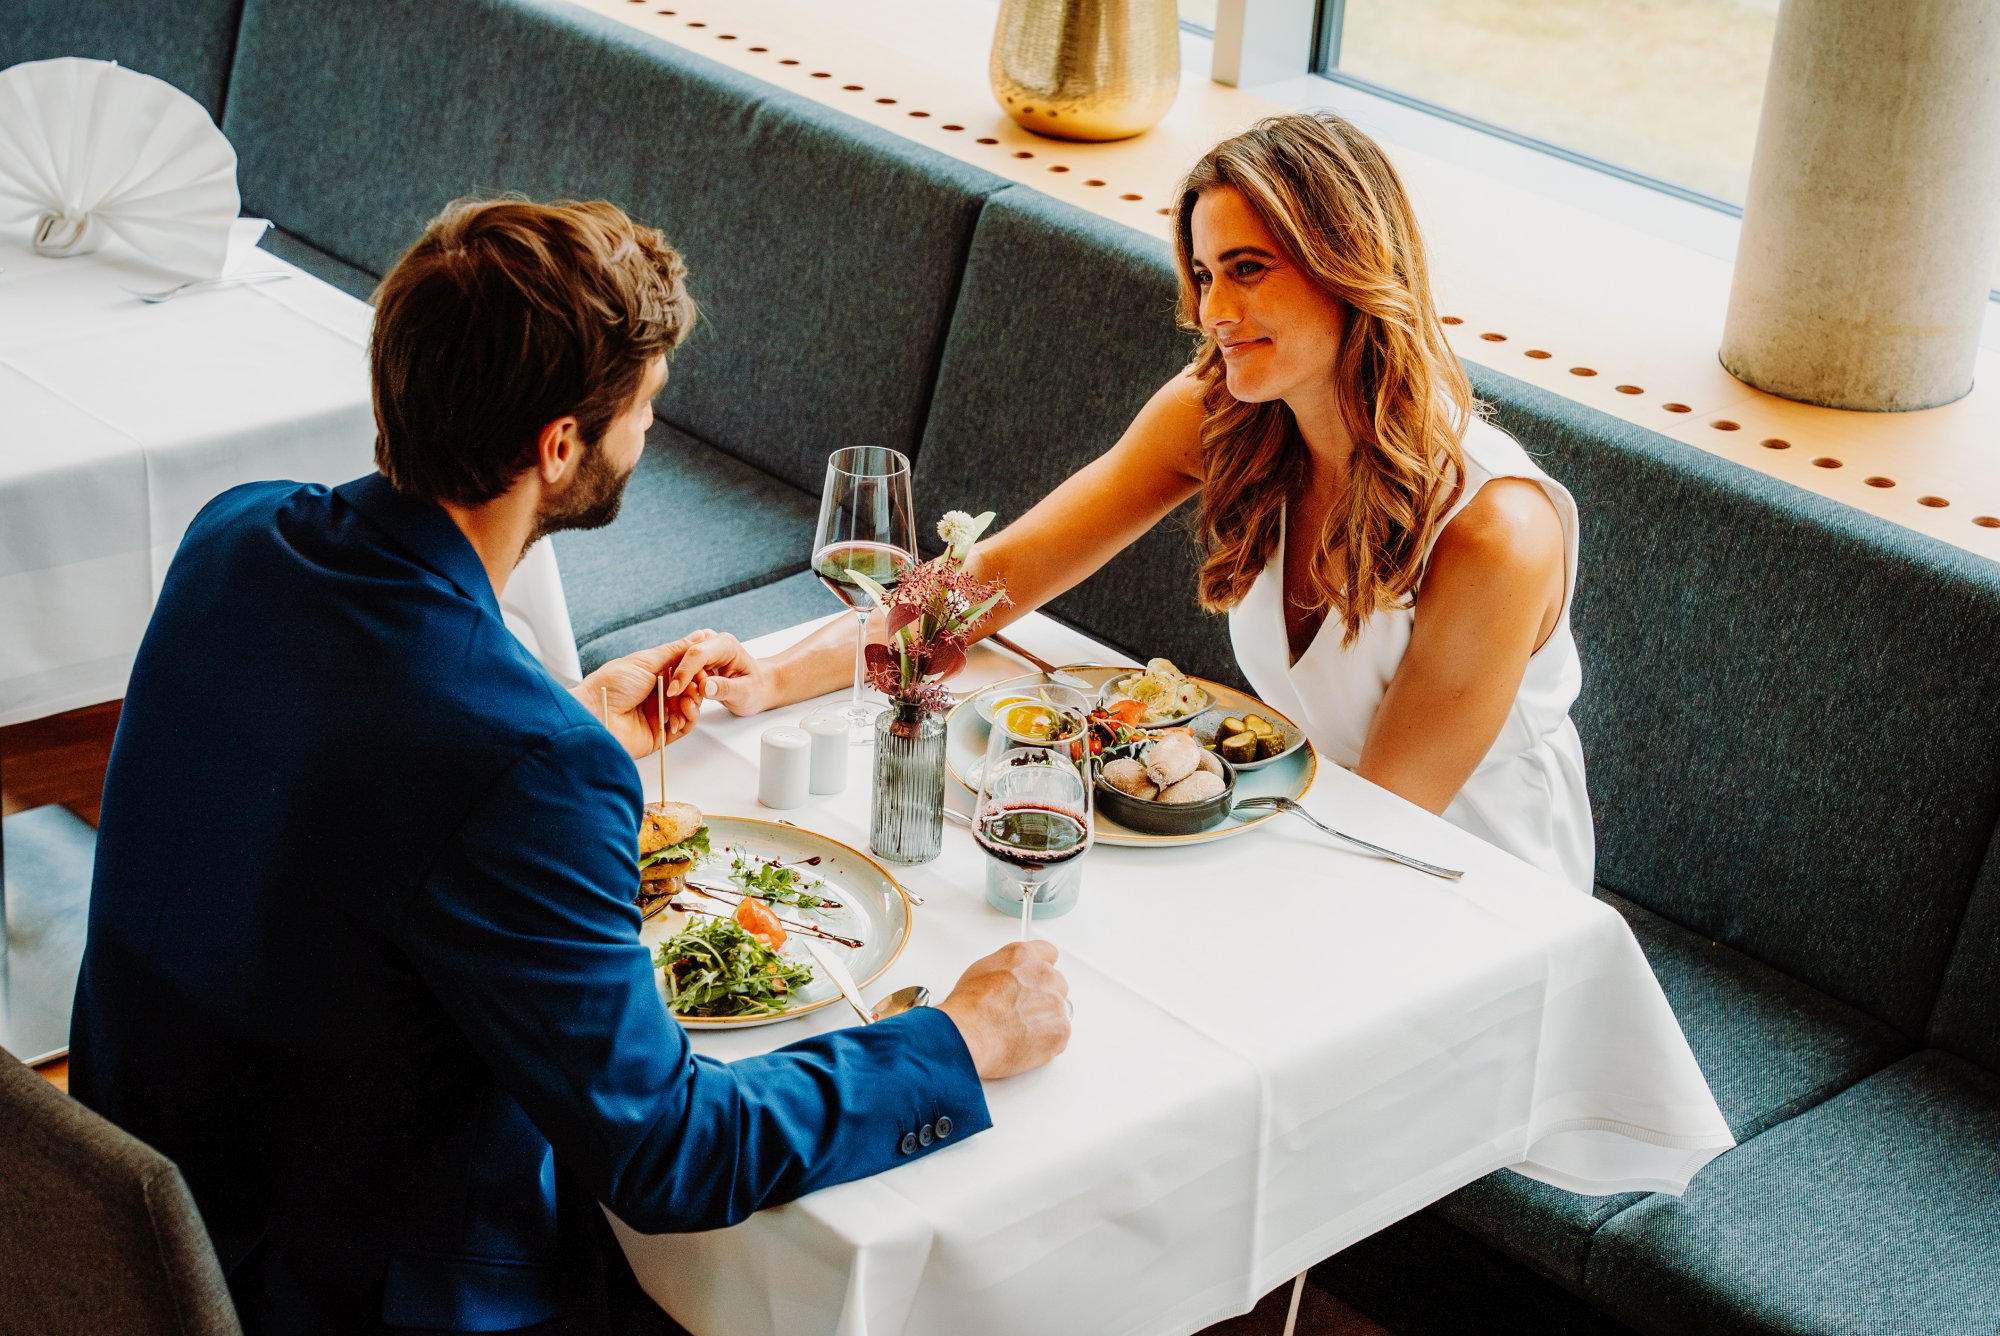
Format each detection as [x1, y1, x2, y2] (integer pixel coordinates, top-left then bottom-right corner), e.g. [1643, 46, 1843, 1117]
[1320, 0, 1778, 210]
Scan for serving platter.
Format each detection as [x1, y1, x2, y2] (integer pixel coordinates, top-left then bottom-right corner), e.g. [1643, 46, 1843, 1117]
[640, 815, 914, 1029]
[945, 667, 1318, 848]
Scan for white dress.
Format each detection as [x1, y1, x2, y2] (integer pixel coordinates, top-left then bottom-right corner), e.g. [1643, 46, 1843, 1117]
[1228, 416, 1596, 891]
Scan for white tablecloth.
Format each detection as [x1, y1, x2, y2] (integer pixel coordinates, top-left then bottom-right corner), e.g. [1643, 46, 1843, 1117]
[611, 612, 1733, 1336]
[0, 220, 581, 726]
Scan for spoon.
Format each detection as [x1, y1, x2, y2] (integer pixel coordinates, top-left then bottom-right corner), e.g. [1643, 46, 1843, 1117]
[871, 984, 930, 1021]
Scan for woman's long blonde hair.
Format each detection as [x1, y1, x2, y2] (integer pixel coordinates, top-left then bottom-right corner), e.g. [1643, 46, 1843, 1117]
[1175, 114, 1472, 645]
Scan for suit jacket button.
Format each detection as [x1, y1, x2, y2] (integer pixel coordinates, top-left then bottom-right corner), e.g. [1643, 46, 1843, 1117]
[918, 1123, 935, 1147]
[899, 1132, 918, 1155]
[935, 1116, 953, 1138]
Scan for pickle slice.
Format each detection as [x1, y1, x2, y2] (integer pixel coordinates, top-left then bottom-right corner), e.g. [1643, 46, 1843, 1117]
[1220, 715, 1246, 735]
[1244, 714, 1274, 736]
[1218, 731, 1257, 764]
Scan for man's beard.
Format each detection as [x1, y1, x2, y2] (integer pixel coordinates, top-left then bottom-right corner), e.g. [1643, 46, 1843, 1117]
[525, 442, 632, 552]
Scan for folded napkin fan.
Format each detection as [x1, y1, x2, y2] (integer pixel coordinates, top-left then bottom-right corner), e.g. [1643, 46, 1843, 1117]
[0, 58, 239, 279]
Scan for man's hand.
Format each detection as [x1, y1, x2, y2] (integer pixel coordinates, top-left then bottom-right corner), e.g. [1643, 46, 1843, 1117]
[663, 630, 780, 717]
[936, 941, 1070, 1080]
[572, 631, 732, 759]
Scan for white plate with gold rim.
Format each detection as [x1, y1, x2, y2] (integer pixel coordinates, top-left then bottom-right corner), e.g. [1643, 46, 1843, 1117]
[642, 815, 914, 1029]
[945, 667, 1318, 848]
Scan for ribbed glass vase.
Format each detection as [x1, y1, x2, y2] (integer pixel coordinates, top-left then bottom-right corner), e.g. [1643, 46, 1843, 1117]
[870, 702, 947, 864]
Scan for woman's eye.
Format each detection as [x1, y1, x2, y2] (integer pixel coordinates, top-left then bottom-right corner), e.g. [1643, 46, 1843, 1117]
[1193, 270, 1212, 287]
[1233, 261, 1265, 280]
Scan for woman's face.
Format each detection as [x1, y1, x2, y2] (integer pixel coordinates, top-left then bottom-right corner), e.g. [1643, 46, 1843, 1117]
[1189, 186, 1347, 414]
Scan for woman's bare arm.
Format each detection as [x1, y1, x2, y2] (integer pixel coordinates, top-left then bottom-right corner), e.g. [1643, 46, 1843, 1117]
[701, 372, 1208, 715]
[1353, 478, 1566, 814]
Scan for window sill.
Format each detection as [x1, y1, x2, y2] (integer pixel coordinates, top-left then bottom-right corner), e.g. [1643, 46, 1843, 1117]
[572, 0, 2000, 558]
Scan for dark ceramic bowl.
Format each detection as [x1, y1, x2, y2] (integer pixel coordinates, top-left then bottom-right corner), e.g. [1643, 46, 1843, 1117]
[1093, 740, 1237, 836]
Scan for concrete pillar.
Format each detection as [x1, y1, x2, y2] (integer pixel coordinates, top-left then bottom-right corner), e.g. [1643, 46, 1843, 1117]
[1721, 0, 2000, 411]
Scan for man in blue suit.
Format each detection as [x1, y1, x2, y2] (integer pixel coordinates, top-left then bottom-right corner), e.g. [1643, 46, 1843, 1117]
[70, 198, 1070, 1335]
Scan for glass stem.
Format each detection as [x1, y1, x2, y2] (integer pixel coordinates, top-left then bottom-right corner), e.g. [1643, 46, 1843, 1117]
[850, 611, 868, 715]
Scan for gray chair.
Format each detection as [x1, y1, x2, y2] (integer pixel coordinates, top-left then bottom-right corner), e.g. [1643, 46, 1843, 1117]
[0, 1050, 241, 1335]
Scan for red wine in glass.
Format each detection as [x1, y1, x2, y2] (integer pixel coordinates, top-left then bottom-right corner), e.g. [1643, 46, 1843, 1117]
[975, 803, 1091, 872]
[814, 541, 910, 611]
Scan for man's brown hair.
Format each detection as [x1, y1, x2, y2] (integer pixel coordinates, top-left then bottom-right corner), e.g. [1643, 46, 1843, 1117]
[370, 198, 696, 506]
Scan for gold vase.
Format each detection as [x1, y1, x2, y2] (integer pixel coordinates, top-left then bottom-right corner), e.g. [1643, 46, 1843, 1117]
[990, 0, 1180, 142]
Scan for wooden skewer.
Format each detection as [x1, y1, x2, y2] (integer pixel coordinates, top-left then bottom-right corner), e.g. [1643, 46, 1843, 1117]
[600, 685, 610, 729]
[656, 674, 667, 799]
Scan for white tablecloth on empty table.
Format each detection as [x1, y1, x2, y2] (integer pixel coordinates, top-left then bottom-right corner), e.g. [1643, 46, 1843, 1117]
[611, 612, 1733, 1336]
[0, 221, 581, 726]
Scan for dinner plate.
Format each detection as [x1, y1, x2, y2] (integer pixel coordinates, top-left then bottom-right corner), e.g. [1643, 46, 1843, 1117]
[945, 667, 1318, 848]
[640, 816, 914, 1029]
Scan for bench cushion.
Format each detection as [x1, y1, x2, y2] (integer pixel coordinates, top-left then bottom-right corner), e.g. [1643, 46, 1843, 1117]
[554, 422, 818, 650]
[1467, 361, 2000, 1038]
[578, 571, 835, 673]
[1436, 889, 1909, 1290]
[1585, 1049, 2000, 1335]
[2, 0, 245, 120]
[257, 227, 375, 302]
[222, 0, 1004, 495]
[917, 187, 1242, 687]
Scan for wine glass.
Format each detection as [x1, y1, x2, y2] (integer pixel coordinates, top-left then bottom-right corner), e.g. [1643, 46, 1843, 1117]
[972, 686, 1094, 934]
[812, 447, 917, 742]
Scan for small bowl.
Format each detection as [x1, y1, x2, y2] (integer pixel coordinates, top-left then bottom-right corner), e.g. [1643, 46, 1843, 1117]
[1190, 711, 1304, 771]
[1093, 741, 1237, 836]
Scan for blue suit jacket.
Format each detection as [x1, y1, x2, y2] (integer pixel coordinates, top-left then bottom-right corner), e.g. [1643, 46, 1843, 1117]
[71, 474, 988, 1335]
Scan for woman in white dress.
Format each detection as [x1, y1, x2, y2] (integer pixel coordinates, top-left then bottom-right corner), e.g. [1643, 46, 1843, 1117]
[691, 113, 1594, 890]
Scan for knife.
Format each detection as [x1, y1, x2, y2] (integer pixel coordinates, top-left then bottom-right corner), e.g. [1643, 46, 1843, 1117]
[801, 938, 873, 1026]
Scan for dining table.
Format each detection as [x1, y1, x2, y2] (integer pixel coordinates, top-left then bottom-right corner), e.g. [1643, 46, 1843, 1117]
[610, 610, 1734, 1336]
[0, 219, 582, 1062]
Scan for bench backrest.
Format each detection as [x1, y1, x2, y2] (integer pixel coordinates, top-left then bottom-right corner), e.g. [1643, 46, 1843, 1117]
[3, 0, 245, 121]
[917, 188, 1242, 687]
[1472, 365, 2000, 1038]
[221, 0, 1005, 495]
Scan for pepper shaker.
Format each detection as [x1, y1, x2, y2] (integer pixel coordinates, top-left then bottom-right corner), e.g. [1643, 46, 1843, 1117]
[802, 710, 848, 795]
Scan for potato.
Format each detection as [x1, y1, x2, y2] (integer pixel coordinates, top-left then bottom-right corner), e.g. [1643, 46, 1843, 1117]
[1102, 757, 1159, 800]
[1158, 771, 1226, 804]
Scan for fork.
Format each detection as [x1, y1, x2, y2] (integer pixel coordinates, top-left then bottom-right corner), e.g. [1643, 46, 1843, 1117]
[126, 271, 293, 303]
[1232, 796, 1465, 881]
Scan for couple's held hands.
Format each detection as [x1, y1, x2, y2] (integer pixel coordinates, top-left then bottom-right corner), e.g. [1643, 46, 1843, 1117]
[938, 940, 1071, 1081]
[572, 629, 770, 759]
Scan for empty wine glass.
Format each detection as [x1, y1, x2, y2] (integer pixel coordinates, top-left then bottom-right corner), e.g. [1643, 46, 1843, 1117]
[971, 686, 1094, 934]
[812, 448, 917, 742]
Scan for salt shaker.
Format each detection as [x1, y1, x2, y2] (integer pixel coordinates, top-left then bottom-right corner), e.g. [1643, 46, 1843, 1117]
[802, 711, 848, 795]
[758, 725, 811, 809]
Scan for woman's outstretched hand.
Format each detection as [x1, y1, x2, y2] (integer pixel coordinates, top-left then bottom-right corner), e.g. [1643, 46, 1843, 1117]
[573, 630, 742, 758]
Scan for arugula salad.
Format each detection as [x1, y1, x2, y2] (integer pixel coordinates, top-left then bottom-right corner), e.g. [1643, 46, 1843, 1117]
[656, 917, 813, 1018]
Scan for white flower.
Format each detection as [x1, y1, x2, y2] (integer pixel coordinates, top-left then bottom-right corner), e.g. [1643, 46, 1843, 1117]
[936, 509, 996, 563]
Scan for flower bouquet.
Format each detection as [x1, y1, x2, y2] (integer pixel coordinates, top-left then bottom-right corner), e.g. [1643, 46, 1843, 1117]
[846, 510, 1009, 862]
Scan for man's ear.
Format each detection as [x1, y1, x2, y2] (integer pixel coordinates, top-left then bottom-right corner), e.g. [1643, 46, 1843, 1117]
[536, 416, 583, 485]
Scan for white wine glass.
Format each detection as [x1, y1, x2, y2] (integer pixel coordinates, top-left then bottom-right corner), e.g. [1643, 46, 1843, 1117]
[812, 447, 917, 742]
[972, 686, 1094, 935]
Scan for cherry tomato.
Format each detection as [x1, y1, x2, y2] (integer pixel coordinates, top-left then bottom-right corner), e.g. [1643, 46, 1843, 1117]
[735, 896, 786, 949]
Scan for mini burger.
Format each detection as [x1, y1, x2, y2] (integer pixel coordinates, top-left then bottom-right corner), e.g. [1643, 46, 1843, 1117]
[639, 800, 709, 897]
